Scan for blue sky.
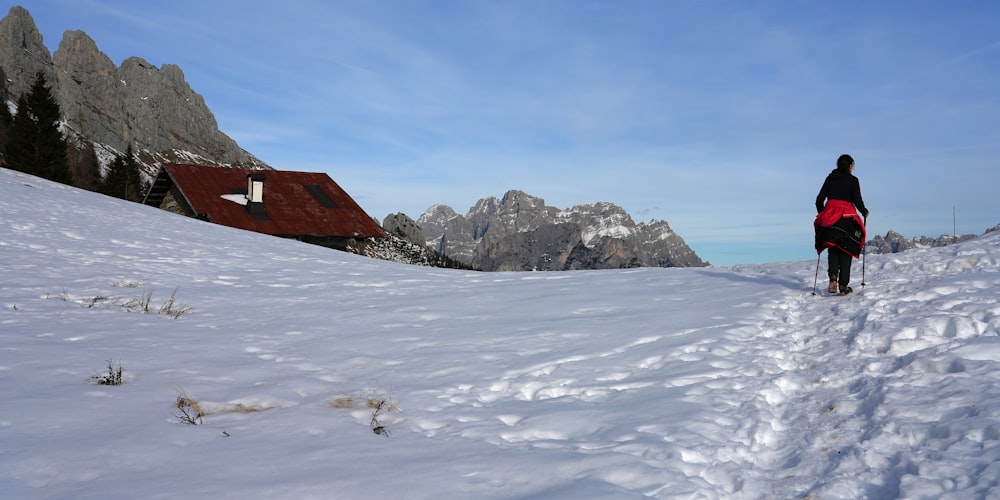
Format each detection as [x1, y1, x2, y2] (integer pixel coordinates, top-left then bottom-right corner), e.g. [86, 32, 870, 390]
[21, 0, 1000, 265]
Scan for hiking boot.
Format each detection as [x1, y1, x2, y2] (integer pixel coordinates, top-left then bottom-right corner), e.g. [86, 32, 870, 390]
[839, 286, 853, 296]
[827, 281, 839, 294]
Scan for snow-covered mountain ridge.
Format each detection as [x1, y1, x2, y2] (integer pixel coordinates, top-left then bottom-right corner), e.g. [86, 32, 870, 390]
[417, 189, 707, 271]
[557, 200, 636, 244]
[3, 166, 1000, 498]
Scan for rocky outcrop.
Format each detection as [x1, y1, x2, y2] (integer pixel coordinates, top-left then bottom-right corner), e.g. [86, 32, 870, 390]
[419, 189, 707, 271]
[474, 222, 583, 272]
[382, 212, 426, 247]
[865, 230, 918, 254]
[0, 6, 54, 99]
[866, 230, 978, 254]
[418, 204, 478, 263]
[0, 6, 267, 174]
[912, 234, 977, 248]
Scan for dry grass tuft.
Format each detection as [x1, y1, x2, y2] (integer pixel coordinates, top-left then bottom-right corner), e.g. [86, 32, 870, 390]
[47, 285, 191, 319]
[230, 403, 265, 414]
[367, 397, 400, 413]
[174, 387, 205, 425]
[88, 359, 124, 386]
[329, 396, 355, 409]
[173, 386, 271, 425]
[328, 391, 400, 437]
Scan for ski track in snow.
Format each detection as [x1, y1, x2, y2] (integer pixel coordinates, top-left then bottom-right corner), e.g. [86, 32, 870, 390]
[3, 167, 1000, 498]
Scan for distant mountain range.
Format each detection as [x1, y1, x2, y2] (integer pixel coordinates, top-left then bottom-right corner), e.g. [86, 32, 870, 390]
[415, 190, 707, 270]
[866, 225, 999, 255]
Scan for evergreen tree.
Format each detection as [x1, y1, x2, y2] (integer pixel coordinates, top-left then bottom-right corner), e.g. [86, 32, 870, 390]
[99, 145, 149, 201]
[99, 152, 128, 198]
[0, 102, 9, 126]
[67, 141, 102, 191]
[0, 92, 10, 126]
[6, 95, 36, 174]
[6, 72, 72, 184]
[0, 88, 11, 163]
[124, 145, 151, 202]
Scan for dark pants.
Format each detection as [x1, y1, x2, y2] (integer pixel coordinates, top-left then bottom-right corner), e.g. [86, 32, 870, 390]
[828, 248, 853, 288]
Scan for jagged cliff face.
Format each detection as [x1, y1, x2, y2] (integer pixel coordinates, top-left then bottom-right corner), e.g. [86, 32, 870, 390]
[0, 6, 267, 174]
[418, 189, 708, 271]
[0, 7, 52, 98]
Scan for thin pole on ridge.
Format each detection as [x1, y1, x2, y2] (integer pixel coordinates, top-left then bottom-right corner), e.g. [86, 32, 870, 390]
[812, 253, 821, 295]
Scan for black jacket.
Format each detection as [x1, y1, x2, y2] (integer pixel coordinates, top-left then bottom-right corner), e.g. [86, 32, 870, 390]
[815, 169, 868, 217]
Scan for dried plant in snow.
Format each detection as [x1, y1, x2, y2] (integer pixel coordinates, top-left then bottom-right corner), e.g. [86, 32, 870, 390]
[88, 359, 124, 386]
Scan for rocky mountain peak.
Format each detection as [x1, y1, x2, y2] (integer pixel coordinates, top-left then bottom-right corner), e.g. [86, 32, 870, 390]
[53, 30, 108, 69]
[499, 189, 544, 210]
[1, 6, 268, 176]
[558, 201, 637, 246]
[485, 189, 559, 235]
[0, 6, 56, 97]
[422, 204, 460, 220]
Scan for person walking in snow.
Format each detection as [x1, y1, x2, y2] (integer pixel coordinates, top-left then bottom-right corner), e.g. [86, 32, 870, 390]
[815, 154, 869, 295]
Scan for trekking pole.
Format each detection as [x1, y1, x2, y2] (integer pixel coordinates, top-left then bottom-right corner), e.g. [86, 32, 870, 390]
[812, 253, 821, 295]
[861, 215, 868, 288]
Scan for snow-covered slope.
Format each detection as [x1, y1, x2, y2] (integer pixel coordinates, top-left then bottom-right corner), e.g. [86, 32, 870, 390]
[2, 167, 1000, 499]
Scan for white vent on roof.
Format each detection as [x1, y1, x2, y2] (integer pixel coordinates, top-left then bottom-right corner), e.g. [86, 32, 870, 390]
[246, 173, 268, 219]
[247, 174, 265, 204]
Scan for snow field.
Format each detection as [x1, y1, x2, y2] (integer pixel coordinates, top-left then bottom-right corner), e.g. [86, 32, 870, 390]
[2, 167, 1000, 499]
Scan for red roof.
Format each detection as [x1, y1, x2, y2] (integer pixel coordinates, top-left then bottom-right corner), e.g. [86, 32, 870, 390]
[146, 164, 386, 239]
